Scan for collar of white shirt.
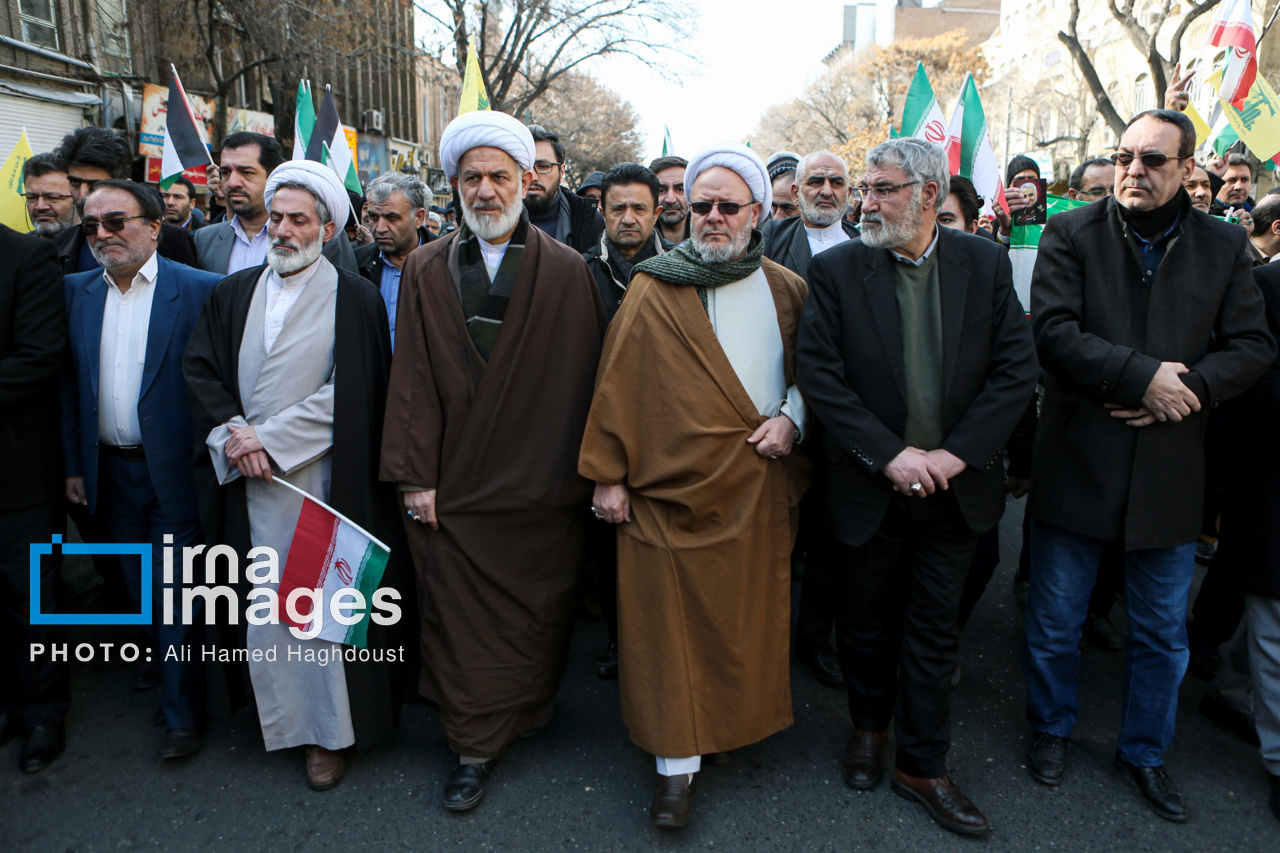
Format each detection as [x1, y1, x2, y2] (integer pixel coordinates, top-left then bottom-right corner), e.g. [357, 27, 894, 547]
[101, 249, 159, 292]
[805, 219, 850, 249]
[890, 225, 940, 268]
[268, 256, 323, 292]
[229, 214, 267, 245]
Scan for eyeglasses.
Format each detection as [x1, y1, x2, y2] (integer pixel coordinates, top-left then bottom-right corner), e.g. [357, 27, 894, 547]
[851, 181, 920, 202]
[771, 201, 798, 215]
[23, 192, 73, 204]
[80, 215, 147, 236]
[532, 160, 562, 175]
[689, 200, 754, 216]
[1110, 151, 1186, 169]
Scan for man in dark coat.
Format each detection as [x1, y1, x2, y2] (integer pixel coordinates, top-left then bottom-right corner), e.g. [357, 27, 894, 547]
[523, 124, 605, 252]
[798, 138, 1039, 838]
[352, 171, 435, 351]
[764, 150, 859, 690]
[1023, 109, 1275, 821]
[0, 225, 68, 774]
[581, 162, 669, 322]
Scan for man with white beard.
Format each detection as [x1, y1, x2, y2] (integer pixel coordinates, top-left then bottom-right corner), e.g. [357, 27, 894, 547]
[380, 111, 606, 813]
[185, 160, 411, 791]
[580, 142, 810, 828]
[796, 138, 1038, 837]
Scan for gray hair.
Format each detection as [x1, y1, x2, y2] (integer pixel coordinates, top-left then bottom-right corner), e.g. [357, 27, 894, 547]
[272, 179, 332, 224]
[367, 171, 428, 211]
[796, 151, 849, 184]
[865, 138, 949, 202]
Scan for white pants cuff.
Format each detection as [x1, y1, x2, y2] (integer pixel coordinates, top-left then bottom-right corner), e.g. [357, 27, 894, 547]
[655, 755, 701, 776]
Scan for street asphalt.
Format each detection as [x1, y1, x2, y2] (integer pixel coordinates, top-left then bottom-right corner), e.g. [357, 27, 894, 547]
[3, 500, 1277, 852]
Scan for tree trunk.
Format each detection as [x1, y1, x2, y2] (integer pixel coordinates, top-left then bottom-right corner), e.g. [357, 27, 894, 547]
[1058, 30, 1127, 139]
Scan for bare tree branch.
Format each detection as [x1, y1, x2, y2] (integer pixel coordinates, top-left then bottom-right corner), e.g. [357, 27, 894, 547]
[1060, 0, 1128, 139]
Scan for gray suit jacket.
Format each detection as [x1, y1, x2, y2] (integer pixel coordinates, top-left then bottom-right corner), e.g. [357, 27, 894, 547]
[192, 220, 358, 276]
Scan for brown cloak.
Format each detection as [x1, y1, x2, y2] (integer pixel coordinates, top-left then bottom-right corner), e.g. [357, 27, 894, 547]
[379, 225, 606, 754]
[578, 258, 810, 758]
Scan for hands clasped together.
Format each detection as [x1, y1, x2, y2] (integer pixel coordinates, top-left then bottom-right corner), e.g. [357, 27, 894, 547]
[1107, 361, 1202, 428]
[225, 424, 273, 482]
[883, 447, 967, 498]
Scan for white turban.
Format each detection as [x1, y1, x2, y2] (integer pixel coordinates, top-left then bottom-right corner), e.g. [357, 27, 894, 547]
[685, 142, 772, 219]
[439, 111, 536, 180]
[264, 160, 350, 230]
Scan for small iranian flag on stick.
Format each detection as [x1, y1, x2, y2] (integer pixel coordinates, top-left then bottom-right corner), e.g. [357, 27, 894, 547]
[946, 73, 1008, 216]
[275, 479, 390, 648]
[160, 65, 212, 190]
[1207, 0, 1257, 110]
[899, 62, 948, 150]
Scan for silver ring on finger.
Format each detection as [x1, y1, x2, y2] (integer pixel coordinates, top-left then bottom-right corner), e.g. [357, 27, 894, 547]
[911, 483, 922, 492]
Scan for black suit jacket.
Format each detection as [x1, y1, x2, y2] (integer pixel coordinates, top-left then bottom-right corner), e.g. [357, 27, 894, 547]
[0, 225, 67, 510]
[1028, 193, 1275, 549]
[52, 221, 198, 276]
[797, 226, 1039, 546]
[354, 225, 435, 289]
[762, 215, 860, 280]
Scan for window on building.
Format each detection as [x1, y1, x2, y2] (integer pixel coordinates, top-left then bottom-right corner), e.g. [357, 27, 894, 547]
[96, 0, 133, 75]
[18, 0, 59, 51]
[1134, 74, 1155, 114]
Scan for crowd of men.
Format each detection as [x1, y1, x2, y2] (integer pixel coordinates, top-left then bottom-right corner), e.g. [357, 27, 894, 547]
[2, 93, 1280, 838]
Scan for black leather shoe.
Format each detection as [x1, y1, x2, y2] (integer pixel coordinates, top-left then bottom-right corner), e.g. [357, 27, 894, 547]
[596, 642, 619, 680]
[796, 642, 845, 688]
[130, 660, 162, 691]
[1268, 773, 1280, 821]
[1026, 732, 1068, 785]
[0, 712, 20, 747]
[1199, 692, 1260, 747]
[1113, 752, 1187, 822]
[161, 728, 202, 760]
[20, 722, 65, 774]
[1084, 614, 1125, 651]
[444, 760, 497, 812]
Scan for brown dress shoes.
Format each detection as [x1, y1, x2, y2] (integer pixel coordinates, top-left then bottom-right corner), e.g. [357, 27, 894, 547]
[841, 730, 888, 790]
[650, 773, 693, 828]
[305, 745, 346, 791]
[891, 769, 990, 836]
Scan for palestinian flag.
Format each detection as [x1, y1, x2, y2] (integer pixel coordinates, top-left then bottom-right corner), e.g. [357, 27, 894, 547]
[946, 73, 1008, 216]
[899, 62, 948, 150]
[1207, 0, 1257, 110]
[277, 484, 390, 648]
[159, 66, 210, 191]
[459, 36, 490, 113]
[306, 86, 361, 195]
[1009, 194, 1090, 314]
[292, 79, 315, 161]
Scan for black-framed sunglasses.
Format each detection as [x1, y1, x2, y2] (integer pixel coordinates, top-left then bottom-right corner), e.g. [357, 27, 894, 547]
[851, 181, 921, 202]
[80, 214, 147, 236]
[689, 200, 753, 216]
[1110, 151, 1186, 169]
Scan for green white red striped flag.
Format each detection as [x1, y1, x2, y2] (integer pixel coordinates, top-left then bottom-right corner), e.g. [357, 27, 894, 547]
[159, 65, 210, 191]
[899, 62, 948, 150]
[1207, 0, 1257, 110]
[1009, 194, 1090, 313]
[292, 80, 315, 161]
[276, 479, 390, 648]
[945, 73, 1008, 216]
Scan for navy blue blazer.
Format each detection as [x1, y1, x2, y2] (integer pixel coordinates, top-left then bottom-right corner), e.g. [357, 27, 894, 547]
[62, 255, 222, 517]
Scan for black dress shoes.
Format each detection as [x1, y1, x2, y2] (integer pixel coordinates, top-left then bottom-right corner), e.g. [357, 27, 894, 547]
[20, 722, 65, 774]
[596, 641, 619, 680]
[1113, 752, 1187, 822]
[650, 773, 693, 828]
[0, 712, 20, 747]
[444, 760, 497, 811]
[1027, 732, 1068, 785]
[796, 642, 845, 688]
[130, 659, 162, 691]
[161, 728, 203, 760]
[841, 730, 888, 790]
[1199, 692, 1260, 747]
[891, 769, 990, 836]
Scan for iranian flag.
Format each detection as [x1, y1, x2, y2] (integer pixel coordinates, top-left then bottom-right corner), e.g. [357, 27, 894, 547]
[305, 85, 361, 195]
[946, 73, 1008, 215]
[292, 79, 315, 161]
[899, 62, 948, 151]
[159, 66, 211, 191]
[1207, 0, 1257, 110]
[276, 480, 390, 648]
[1009, 194, 1090, 314]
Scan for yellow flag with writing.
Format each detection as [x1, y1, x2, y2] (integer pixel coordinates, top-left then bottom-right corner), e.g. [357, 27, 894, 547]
[458, 37, 490, 114]
[1185, 102, 1213, 147]
[1207, 66, 1280, 162]
[0, 128, 34, 231]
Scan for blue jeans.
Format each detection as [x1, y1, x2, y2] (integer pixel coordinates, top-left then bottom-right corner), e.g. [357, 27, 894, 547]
[1024, 517, 1194, 766]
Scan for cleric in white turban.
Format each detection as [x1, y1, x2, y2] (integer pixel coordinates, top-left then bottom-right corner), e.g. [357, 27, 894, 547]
[438, 110, 536, 180]
[264, 159, 353, 233]
[577, 137, 809, 827]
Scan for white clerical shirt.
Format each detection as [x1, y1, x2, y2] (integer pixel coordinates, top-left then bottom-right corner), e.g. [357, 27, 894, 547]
[805, 219, 851, 256]
[98, 251, 158, 446]
[263, 258, 322, 353]
[477, 235, 509, 280]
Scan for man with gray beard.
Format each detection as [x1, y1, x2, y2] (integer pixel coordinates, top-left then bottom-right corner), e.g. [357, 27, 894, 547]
[22, 154, 78, 239]
[797, 138, 1038, 837]
[380, 111, 606, 813]
[580, 142, 810, 828]
[185, 160, 410, 791]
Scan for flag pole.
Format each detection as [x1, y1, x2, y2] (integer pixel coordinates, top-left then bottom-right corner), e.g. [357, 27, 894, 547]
[321, 140, 362, 226]
[271, 477, 390, 552]
[170, 64, 217, 168]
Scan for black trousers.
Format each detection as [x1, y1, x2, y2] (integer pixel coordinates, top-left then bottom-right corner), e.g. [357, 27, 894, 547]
[1187, 548, 1245, 652]
[587, 518, 618, 646]
[796, 493, 841, 649]
[836, 490, 978, 778]
[0, 499, 70, 729]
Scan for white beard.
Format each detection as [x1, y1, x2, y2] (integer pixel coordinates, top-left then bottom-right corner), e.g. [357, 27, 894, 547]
[799, 194, 843, 227]
[266, 233, 324, 276]
[462, 197, 523, 242]
[859, 189, 925, 250]
[692, 217, 752, 263]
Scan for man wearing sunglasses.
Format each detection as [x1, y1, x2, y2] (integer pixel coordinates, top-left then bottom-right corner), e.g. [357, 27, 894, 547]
[797, 138, 1037, 838]
[581, 142, 808, 829]
[1025, 109, 1275, 822]
[61, 180, 222, 762]
[523, 125, 604, 253]
[22, 154, 79, 239]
